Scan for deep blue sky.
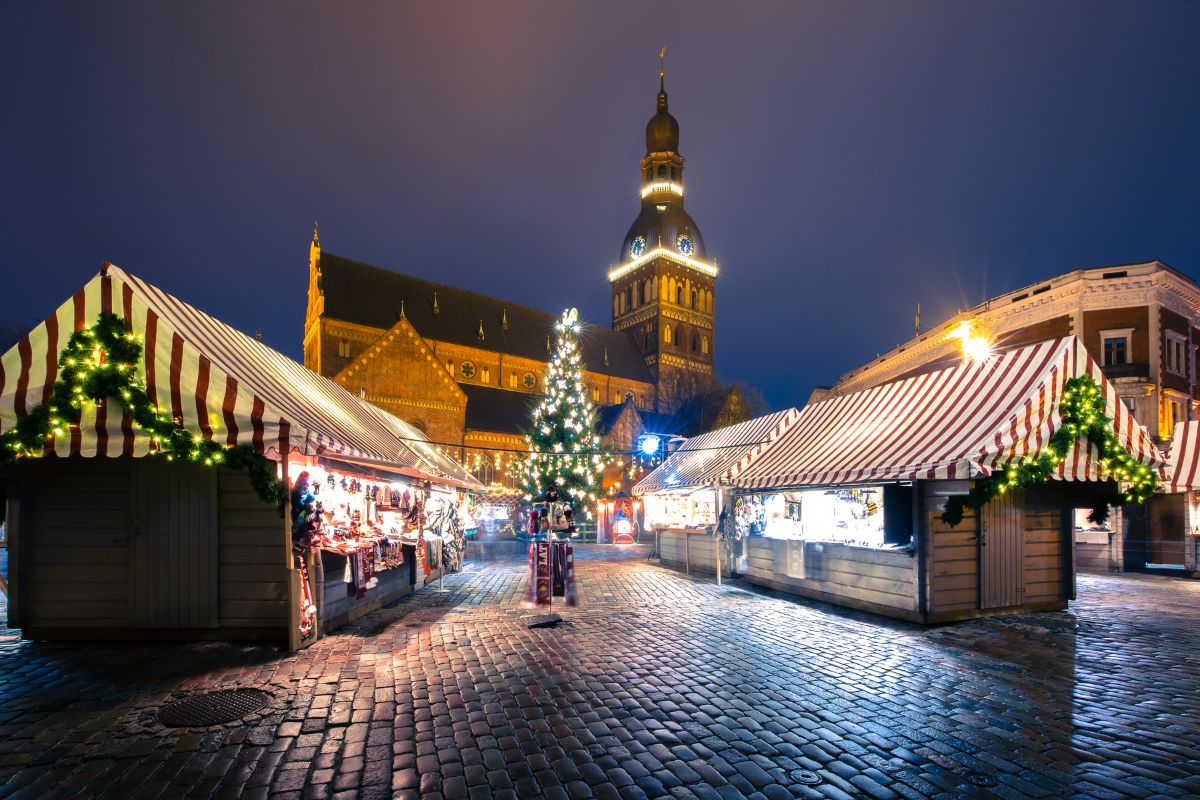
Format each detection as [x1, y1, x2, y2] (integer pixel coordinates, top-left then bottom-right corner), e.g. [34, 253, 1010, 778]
[5, 2, 1199, 409]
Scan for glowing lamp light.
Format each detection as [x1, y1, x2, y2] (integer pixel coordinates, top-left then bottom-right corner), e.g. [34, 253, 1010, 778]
[640, 181, 684, 199]
[948, 319, 992, 364]
[639, 434, 661, 456]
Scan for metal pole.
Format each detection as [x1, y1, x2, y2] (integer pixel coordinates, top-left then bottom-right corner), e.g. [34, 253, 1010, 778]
[438, 537, 445, 591]
[715, 536, 721, 586]
[685, 531, 690, 574]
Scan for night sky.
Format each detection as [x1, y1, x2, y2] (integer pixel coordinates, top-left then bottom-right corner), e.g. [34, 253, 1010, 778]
[5, 2, 1199, 409]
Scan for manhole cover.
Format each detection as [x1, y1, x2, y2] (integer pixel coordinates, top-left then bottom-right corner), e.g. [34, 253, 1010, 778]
[790, 769, 821, 786]
[157, 689, 271, 728]
[962, 771, 998, 787]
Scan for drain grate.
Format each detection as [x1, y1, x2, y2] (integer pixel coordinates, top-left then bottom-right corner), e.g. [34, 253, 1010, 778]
[157, 688, 271, 728]
[962, 771, 998, 788]
[790, 769, 821, 786]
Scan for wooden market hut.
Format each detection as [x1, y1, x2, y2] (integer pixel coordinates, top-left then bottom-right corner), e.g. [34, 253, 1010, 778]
[633, 409, 800, 575]
[1153, 420, 1200, 573]
[0, 263, 480, 647]
[667, 337, 1164, 623]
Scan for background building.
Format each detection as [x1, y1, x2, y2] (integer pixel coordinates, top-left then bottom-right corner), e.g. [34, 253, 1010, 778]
[827, 260, 1200, 572]
[304, 76, 750, 489]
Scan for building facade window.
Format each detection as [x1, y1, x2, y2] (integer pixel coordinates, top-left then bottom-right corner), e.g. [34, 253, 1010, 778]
[592, 387, 600, 401]
[446, 360, 454, 376]
[338, 339, 351, 358]
[509, 372, 517, 388]
[663, 325, 672, 345]
[481, 367, 491, 383]
[1166, 331, 1188, 376]
[1100, 328, 1133, 367]
[702, 335, 709, 354]
[675, 285, 683, 305]
[691, 334, 699, 352]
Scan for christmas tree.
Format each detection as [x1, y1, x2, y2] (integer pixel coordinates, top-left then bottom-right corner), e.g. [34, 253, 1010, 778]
[519, 308, 611, 517]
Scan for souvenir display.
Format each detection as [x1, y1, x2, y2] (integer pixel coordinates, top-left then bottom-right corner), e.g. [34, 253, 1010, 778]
[293, 466, 469, 606]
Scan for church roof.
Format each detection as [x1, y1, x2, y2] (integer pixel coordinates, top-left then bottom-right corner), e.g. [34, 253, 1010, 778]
[318, 251, 653, 383]
[620, 204, 707, 263]
[461, 383, 631, 438]
[461, 384, 534, 435]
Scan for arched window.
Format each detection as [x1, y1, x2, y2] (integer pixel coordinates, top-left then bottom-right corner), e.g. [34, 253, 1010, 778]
[645, 279, 653, 303]
[634, 282, 641, 306]
[663, 325, 672, 345]
[657, 164, 667, 179]
[691, 290, 697, 309]
[691, 334, 699, 353]
[675, 285, 683, 305]
[702, 336, 709, 355]
[410, 420, 427, 434]
[473, 456, 494, 486]
[626, 287, 633, 309]
[661, 275, 669, 299]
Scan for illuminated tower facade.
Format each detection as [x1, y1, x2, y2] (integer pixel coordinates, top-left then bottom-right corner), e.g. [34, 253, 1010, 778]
[609, 61, 716, 412]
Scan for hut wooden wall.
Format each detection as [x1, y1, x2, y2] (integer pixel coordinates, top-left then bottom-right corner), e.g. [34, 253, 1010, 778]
[744, 537, 919, 621]
[7, 456, 287, 639]
[215, 468, 288, 632]
[657, 529, 732, 577]
[16, 458, 133, 629]
[924, 484, 1068, 622]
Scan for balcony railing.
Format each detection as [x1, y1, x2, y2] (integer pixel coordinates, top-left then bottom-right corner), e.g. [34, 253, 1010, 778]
[1100, 361, 1150, 380]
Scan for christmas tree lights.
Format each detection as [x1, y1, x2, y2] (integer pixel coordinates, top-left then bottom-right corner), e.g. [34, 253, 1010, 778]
[941, 376, 1159, 527]
[517, 308, 612, 517]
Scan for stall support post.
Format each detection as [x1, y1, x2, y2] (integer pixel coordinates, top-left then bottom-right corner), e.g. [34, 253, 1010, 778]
[714, 536, 721, 586]
[283, 449, 300, 652]
[684, 531, 690, 574]
[4, 496, 19, 627]
[438, 538, 445, 592]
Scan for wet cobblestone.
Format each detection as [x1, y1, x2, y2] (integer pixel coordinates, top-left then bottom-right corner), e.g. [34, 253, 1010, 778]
[1, 546, 1199, 798]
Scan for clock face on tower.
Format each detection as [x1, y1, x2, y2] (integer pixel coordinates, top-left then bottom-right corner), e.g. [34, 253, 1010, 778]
[676, 234, 694, 257]
[630, 236, 646, 259]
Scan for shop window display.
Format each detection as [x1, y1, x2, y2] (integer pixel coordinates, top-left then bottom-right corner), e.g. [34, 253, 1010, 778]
[747, 484, 912, 549]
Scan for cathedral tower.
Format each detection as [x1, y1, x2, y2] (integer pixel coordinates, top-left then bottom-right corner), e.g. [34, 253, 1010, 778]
[610, 57, 716, 412]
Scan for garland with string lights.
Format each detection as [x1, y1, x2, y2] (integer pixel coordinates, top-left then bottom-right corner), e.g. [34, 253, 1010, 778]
[940, 375, 1159, 528]
[0, 312, 288, 512]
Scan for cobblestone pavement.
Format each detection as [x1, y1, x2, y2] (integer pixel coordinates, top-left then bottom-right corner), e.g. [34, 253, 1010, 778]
[2, 546, 1200, 800]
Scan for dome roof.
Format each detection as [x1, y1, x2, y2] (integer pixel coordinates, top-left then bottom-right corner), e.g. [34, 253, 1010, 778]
[620, 203, 707, 263]
[645, 90, 679, 153]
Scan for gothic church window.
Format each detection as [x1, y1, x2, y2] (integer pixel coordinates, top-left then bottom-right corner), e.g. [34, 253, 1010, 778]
[338, 339, 350, 358]
[691, 334, 699, 353]
[657, 164, 667, 179]
[664, 325, 672, 345]
[702, 336, 709, 355]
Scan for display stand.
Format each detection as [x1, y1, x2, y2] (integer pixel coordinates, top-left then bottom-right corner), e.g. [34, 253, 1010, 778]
[525, 488, 578, 609]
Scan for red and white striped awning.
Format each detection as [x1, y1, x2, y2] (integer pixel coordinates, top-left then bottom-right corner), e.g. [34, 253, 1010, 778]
[0, 264, 480, 487]
[731, 337, 1165, 491]
[1165, 421, 1200, 493]
[633, 408, 800, 495]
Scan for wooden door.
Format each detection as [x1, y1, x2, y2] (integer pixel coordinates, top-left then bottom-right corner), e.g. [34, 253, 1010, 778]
[130, 460, 219, 628]
[980, 490, 1024, 609]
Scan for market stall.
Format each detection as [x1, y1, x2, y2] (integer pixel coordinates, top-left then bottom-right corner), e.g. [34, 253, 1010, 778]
[1154, 420, 1200, 573]
[0, 263, 480, 647]
[634, 409, 800, 576]
[727, 337, 1166, 622]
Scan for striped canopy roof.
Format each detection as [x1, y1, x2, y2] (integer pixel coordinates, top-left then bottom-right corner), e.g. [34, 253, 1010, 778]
[633, 408, 800, 495]
[1165, 421, 1200, 493]
[0, 264, 480, 487]
[730, 337, 1165, 491]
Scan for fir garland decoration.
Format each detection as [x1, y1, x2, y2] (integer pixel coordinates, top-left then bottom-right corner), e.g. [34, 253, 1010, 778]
[1, 312, 288, 513]
[940, 376, 1159, 527]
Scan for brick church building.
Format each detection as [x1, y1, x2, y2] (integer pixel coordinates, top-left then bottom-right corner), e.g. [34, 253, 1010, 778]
[304, 73, 747, 487]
